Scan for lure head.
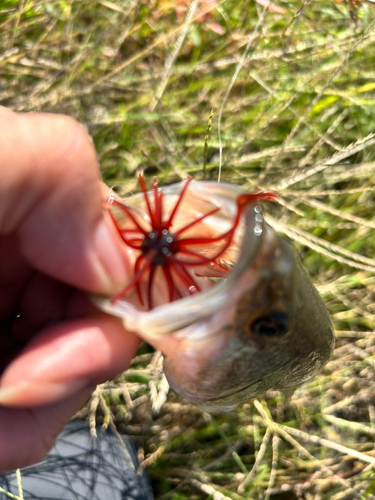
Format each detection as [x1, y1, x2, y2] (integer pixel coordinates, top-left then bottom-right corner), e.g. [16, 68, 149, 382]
[94, 178, 334, 412]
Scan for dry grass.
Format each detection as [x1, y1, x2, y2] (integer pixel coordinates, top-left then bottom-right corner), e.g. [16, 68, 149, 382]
[2, 0, 375, 498]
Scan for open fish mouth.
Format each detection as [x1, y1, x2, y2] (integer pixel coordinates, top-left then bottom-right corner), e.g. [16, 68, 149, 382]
[93, 177, 335, 412]
[94, 178, 274, 335]
[94, 178, 274, 337]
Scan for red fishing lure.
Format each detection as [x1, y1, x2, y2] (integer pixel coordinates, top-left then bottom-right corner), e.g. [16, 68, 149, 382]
[107, 175, 276, 309]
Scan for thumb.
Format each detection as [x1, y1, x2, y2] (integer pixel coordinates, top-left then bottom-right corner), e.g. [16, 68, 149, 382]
[0, 108, 131, 295]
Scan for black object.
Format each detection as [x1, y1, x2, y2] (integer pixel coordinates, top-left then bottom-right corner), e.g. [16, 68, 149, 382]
[0, 420, 154, 500]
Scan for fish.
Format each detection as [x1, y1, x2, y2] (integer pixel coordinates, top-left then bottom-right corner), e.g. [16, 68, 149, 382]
[93, 176, 335, 412]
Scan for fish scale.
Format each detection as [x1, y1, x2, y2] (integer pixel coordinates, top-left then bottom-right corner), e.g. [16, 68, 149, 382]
[93, 179, 335, 412]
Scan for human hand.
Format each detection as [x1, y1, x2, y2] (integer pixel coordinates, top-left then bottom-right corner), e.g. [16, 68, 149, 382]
[0, 108, 140, 472]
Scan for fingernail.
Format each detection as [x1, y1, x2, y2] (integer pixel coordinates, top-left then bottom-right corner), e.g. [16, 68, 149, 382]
[93, 219, 132, 295]
[0, 377, 91, 407]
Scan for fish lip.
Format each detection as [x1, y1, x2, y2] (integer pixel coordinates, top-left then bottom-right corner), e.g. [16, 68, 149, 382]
[176, 377, 267, 411]
[202, 378, 264, 403]
[169, 354, 301, 410]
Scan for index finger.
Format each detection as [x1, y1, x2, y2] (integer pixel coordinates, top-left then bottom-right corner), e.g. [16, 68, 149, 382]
[0, 108, 131, 295]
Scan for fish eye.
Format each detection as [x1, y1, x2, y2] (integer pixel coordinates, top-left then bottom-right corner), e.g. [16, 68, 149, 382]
[250, 311, 289, 337]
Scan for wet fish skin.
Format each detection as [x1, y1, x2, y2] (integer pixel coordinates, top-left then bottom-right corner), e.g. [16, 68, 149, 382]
[94, 181, 335, 412]
[160, 216, 334, 411]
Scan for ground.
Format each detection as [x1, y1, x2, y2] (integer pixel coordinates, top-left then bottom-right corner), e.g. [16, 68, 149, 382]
[2, 0, 375, 498]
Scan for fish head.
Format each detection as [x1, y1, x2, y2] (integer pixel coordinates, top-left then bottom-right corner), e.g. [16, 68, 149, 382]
[94, 180, 335, 412]
[161, 226, 334, 411]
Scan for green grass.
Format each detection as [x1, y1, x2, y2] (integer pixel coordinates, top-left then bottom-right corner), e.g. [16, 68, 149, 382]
[2, 0, 375, 498]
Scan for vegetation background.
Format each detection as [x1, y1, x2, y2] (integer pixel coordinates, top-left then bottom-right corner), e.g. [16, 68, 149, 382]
[2, 0, 375, 498]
